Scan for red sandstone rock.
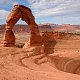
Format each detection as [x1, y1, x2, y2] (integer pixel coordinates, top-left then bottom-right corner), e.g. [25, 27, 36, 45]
[1, 5, 41, 47]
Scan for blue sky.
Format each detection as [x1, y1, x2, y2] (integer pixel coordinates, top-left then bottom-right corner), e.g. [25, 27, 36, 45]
[0, 0, 80, 25]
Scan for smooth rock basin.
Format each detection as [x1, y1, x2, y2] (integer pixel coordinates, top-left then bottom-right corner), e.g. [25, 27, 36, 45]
[47, 55, 80, 75]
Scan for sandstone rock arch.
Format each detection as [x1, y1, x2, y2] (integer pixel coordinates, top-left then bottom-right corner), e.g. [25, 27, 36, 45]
[2, 5, 42, 47]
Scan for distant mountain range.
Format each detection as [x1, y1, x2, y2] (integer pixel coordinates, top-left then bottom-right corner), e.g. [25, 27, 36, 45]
[53, 24, 80, 32]
[0, 24, 80, 33]
[0, 24, 30, 33]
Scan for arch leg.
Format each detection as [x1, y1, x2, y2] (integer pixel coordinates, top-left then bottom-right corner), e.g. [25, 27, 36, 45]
[2, 29, 15, 47]
[1, 6, 21, 47]
[21, 14, 42, 48]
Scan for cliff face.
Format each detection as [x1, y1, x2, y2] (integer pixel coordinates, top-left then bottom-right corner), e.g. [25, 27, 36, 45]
[13, 25, 30, 33]
[0, 24, 53, 33]
[53, 24, 80, 32]
[38, 24, 53, 32]
[0, 24, 80, 34]
[0, 24, 30, 33]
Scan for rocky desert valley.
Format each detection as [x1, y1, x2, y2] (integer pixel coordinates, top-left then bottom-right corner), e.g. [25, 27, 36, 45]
[0, 23, 80, 80]
[0, 4, 80, 80]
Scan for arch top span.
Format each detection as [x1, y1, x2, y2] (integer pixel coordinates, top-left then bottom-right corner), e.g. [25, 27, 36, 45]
[14, 5, 31, 11]
[1, 5, 42, 47]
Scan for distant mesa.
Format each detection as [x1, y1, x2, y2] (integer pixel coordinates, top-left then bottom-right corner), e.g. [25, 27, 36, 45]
[0, 24, 80, 33]
[0, 24, 30, 33]
[53, 24, 80, 32]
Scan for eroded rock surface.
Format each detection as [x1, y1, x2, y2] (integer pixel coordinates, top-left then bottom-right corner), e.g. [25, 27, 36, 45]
[1, 5, 41, 47]
[0, 45, 80, 80]
[0, 4, 80, 80]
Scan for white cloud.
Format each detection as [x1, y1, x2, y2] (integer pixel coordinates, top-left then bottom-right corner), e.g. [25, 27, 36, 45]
[0, 0, 12, 5]
[29, 0, 80, 18]
[0, 9, 10, 19]
[0, 0, 80, 24]
[13, 2, 19, 6]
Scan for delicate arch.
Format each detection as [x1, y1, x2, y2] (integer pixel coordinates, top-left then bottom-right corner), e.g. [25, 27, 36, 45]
[2, 5, 42, 47]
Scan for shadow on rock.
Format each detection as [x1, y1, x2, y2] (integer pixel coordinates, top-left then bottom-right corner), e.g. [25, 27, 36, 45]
[47, 55, 80, 75]
[42, 32, 57, 54]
